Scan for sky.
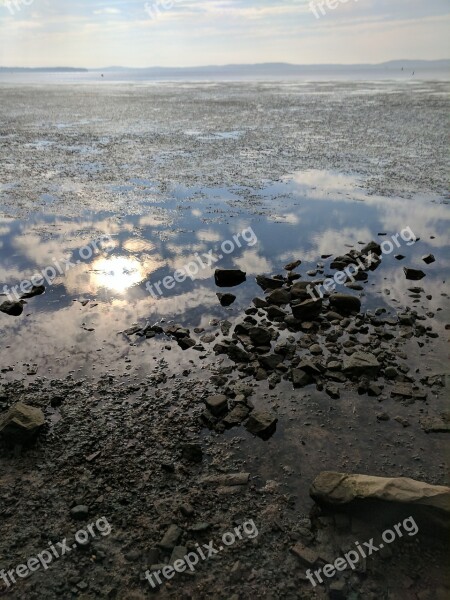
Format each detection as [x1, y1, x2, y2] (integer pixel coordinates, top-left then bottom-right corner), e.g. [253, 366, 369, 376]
[0, 0, 449, 68]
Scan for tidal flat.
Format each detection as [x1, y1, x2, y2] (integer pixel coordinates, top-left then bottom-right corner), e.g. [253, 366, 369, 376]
[0, 81, 449, 599]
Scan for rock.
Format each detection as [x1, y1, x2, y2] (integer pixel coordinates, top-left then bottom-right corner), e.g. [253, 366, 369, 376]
[384, 366, 398, 379]
[290, 281, 313, 300]
[0, 300, 25, 316]
[177, 337, 196, 350]
[258, 354, 283, 371]
[181, 443, 203, 463]
[329, 294, 361, 314]
[422, 254, 435, 264]
[310, 344, 322, 355]
[0, 402, 45, 442]
[284, 260, 301, 271]
[20, 284, 45, 299]
[256, 275, 285, 290]
[266, 288, 291, 305]
[403, 267, 426, 280]
[291, 298, 322, 320]
[343, 352, 380, 376]
[214, 269, 246, 287]
[179, 504, 195, 518]
[266, 305, 287, 320]
[395, 254, 405, 260]
[223, 405, 250, 428]
[291, 368, 312, 388]
[226, 343, 250, 363]
[394, 416, 410, 427]
[253, 297, 268, 308]
[391, 383, 413, 398]
[310, 472, 450, 518]
[158, 524, 182, 551]
[377, 412, 390, 421]
[325, 384, 340, 399]
[249, 327, 272, 346]
[420, 413, 450, 433]
[329, 581, 347, 600]
[205, 394, 228, 416]
[216, 292, 236, 306]
[290, 543, 319, 566]
[361, 240, 382, 256]
[245, 410, 277, 438]
[70, 505, 89, 520]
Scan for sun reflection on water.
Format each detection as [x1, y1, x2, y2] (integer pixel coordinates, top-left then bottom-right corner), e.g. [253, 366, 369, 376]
[91, 256, 144, 293]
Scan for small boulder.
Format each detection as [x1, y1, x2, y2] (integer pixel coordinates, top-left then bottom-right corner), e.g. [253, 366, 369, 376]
[403, 267, 426, 280]
[422, 254, 435, 264]
[0, 300, 25, 317]
[0, 402, 45, 443]
[217, 292, 236, 306]
[214, 269, 246, 287]
[245, 410, 277, 439]
[329, 293, 361, 314]
[343, 352, 380, 376]
[205, 394, 228, 416]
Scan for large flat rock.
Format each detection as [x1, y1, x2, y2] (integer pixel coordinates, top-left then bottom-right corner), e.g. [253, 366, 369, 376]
[310, 472, 450, 515]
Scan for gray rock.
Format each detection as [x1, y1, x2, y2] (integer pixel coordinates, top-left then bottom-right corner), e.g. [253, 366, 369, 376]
[266, 288, 291, 305]
[205, 394, 228, 416]
[249, 326, 272, 346]
[291, 368, 312, 388]
[245, 409, 277, 438]
[158, 524, 182, 551]
[291, 298, 322, 320]
[284, 260, 301, 271]
[70, 505, 89, 520]
[343, 352, 380, 375]
[256, 275, 285, 290]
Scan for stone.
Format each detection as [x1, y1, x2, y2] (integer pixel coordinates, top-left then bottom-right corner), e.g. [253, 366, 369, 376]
[266, 305, 287, 320]
[245, 410, 277, 438]
[291, 368, 312, 388]
[0, 300, 25, 316]
[223, 405, 250, 428]
[325, 384, 340, 399]
[391, 383, 413, 398]
[290, 543, 319, 566]
[259, 354, 283, 371]
[157, 524, 182, 551]
[384, 366, 398, 379]
[290, 281, 313, 300]
[253, 297, 268, 308]
[420, 414, 450, 433]
[284, 260, 301, 271]
[343, 352, 380, 376]
[329, 294, 361, 314]
[216, 292, 236, 306]
[422, 254, 435, 264]
[266, 288, 291, 305]
[70, 505, 89, 520]
[177, 337, 196, 350]
[249, 327, 272, 346]
[20, 284, 46, 299]
[310, 472, 450, 516]
[205, 394, 228, 416]
[291, 298, 322, 320]
[256, 275, 285, 290]
[403, 267, 426, 280]
[361, 240, 382, 256]
[214, 269, 246, 287]
[0, 402, 45, 442]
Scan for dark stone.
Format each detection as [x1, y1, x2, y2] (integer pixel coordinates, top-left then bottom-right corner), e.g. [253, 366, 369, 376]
[266, 288, 291, 305]
[20, 284, 45, 299]
[217, 292, 236, 306]
[245, 410, 277, 439]
[214, 269, 246, 287]
[403, 267, 426, 280]
[329, 293, 361, 314]
[291, 298, 322, 320]
[249, 327, 272, 346]
[291, 369, 312, 388]
[422, 254, 435, 264]
[0, 300, 25, 316]
[205, 394, 228, 416]
[70, 505, 89, 520]
[284, 260, 301, 271]
[177, 337, 196, 350]
[361, 240, 382, 256]
[256, 275, 285, 290]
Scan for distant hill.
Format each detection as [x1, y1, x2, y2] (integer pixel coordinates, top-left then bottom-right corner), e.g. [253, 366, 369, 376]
[1, 61, 448, 75]
[0, 67, 88, 72]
